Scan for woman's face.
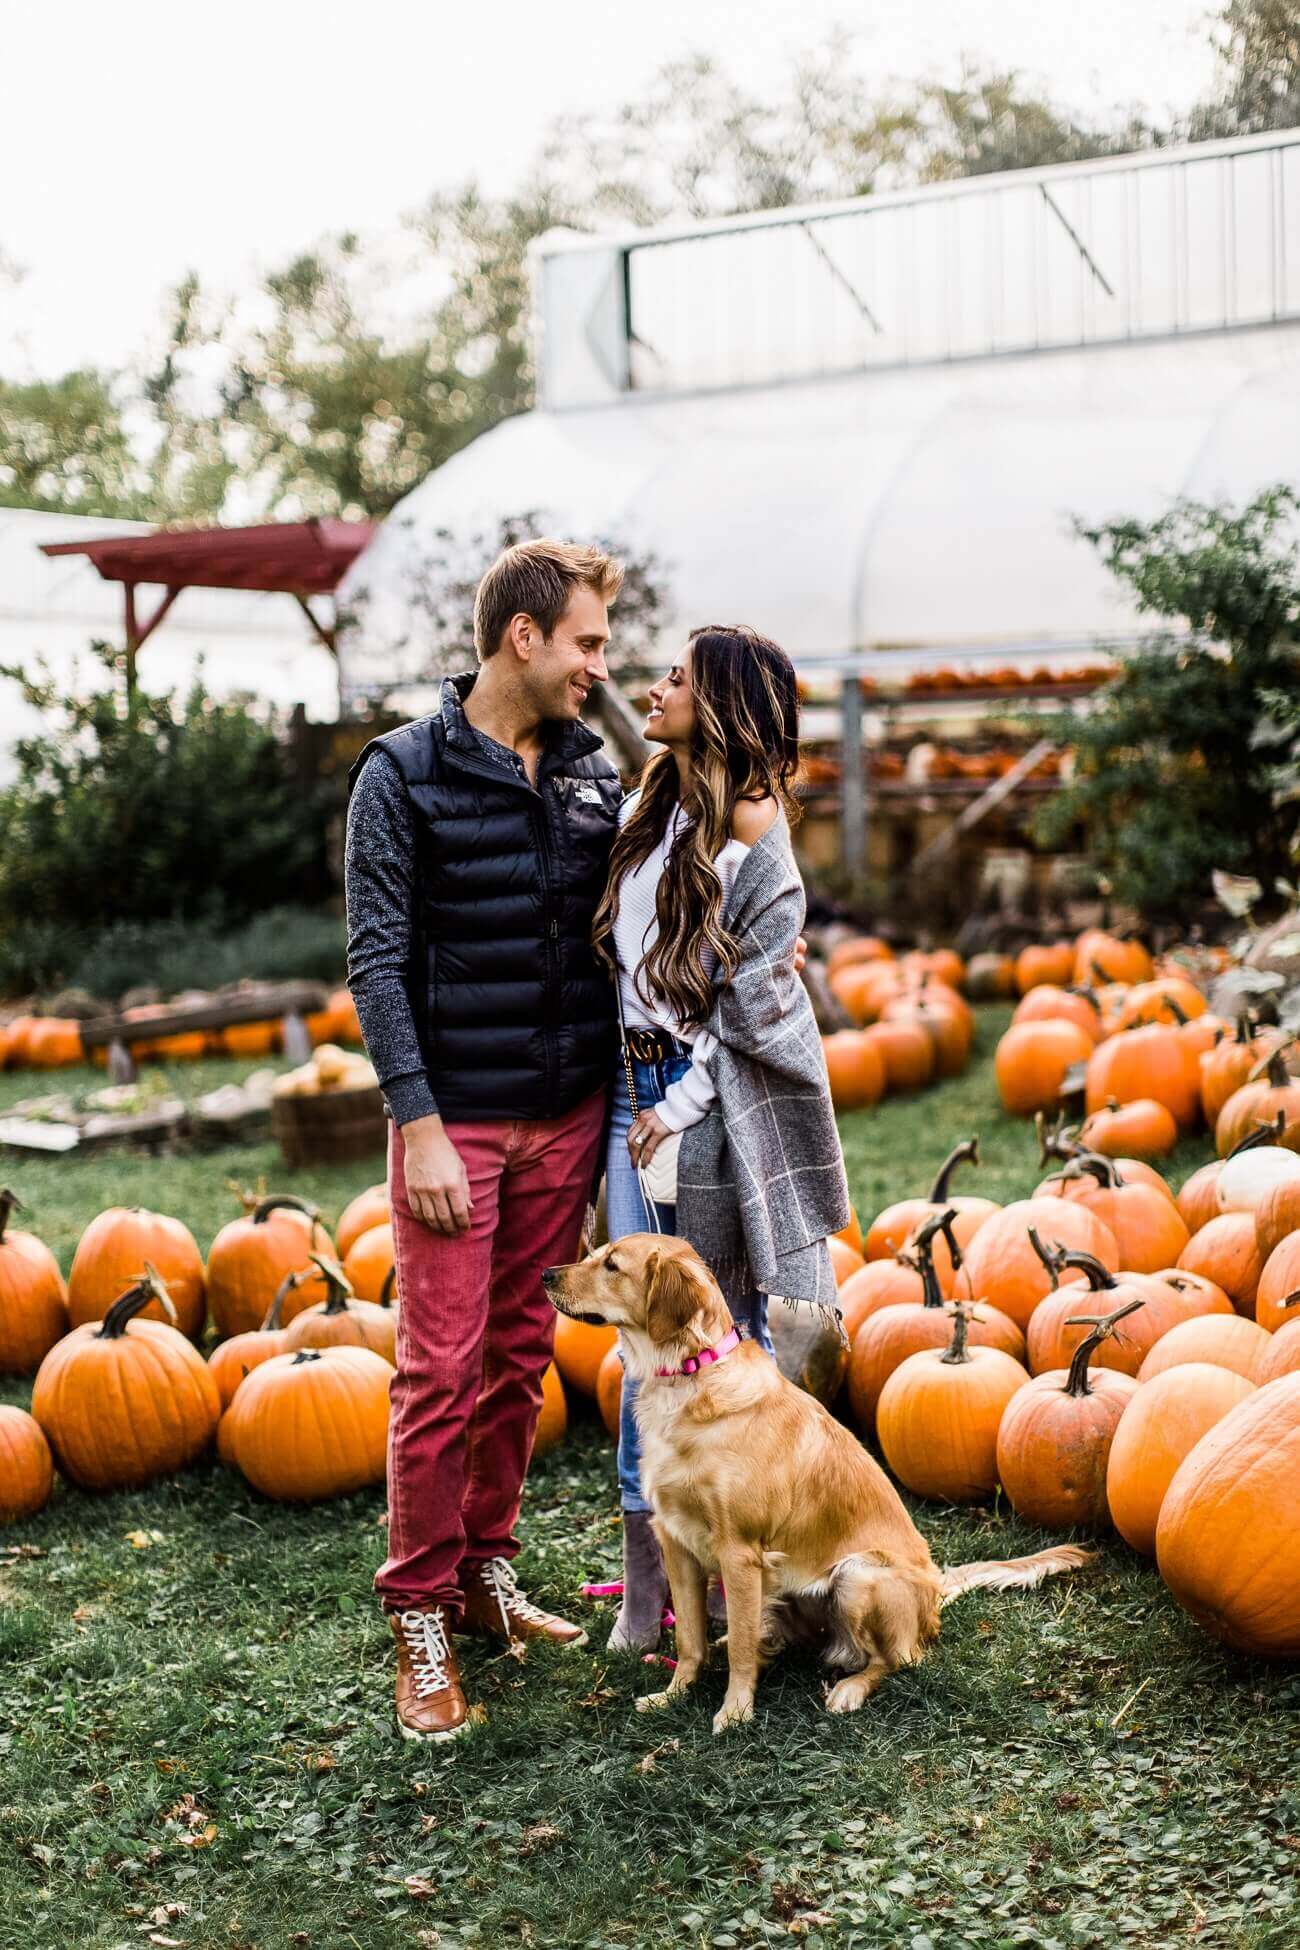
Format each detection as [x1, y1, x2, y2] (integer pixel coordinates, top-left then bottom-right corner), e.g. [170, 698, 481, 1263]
[644, 644, 695, 749]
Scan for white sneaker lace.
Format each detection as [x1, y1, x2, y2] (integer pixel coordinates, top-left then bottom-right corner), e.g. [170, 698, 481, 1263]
[400, 1610, 453, 1699]
[480, 1557, 551, 1636]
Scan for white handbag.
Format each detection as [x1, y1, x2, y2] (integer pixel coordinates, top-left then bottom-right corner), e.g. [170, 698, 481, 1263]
[615, 976, 681, 1218]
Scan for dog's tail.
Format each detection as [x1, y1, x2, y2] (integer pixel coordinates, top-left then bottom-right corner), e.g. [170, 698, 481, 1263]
[939, 1544, 1094, 1607]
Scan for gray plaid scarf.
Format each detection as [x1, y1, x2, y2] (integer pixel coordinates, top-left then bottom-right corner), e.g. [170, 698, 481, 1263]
[676, 810, 851, 1312]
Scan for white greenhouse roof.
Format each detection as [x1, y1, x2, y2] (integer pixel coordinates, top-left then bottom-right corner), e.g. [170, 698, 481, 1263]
[337, 317, 1300, 700]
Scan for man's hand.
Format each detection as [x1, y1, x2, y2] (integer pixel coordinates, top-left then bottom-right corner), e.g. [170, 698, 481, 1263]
[794, 933, 808, 976]
[402, 1114, 473, 1234]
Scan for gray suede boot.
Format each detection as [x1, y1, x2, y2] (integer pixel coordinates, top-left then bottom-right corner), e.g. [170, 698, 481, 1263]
[607, 1511, 669, 1654]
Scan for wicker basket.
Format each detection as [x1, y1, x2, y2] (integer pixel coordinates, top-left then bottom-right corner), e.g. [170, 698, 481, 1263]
[271, 1084, 388, 1167]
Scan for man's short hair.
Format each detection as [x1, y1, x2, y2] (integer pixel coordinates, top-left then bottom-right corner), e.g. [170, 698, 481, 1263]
[473, 539, 624, 660]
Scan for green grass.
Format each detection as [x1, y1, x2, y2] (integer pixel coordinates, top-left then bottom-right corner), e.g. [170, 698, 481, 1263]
[1, 1012, 1297, 1950]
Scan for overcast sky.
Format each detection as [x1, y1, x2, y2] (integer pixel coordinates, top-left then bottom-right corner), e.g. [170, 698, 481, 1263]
[3, 0, 1222, 380]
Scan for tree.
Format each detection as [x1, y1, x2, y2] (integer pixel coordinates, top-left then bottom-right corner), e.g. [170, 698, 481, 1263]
[1190, 0, 1300, 138]
[1034, 488, 1300, 921]
[0, 370, 156, 517]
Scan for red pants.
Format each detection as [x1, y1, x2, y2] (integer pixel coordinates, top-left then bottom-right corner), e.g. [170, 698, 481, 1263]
[374, 1086, 607, 1616]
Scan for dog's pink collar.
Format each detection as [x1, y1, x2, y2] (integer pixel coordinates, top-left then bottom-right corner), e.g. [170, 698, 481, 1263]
[655, 1326, 741, 1379]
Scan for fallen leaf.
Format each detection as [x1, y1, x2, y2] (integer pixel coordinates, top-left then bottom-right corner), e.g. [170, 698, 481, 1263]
[404, 1875, 437, 1899]
[518, 1823, 562, 1856]
[176, 1824, 217, 1850]
[305, 1750, 336, 1773]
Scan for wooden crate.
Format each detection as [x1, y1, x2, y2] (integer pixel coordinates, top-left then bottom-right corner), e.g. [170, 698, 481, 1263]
[271, 1084, 388, 1167]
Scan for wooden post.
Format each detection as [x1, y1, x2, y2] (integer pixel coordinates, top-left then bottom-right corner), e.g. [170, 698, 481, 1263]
[840, 670, 866, 876]
[123, 581, 139, 702]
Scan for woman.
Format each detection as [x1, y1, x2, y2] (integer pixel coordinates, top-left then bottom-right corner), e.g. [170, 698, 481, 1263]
[590, 625, 851, 1652]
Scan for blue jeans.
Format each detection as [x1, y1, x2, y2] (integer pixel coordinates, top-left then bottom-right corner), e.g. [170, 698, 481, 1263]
[606, 1048, 773, 1513]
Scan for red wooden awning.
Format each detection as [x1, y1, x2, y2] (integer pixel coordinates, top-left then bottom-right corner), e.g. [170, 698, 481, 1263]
[39, 517, 377, 676]
[40, 517, 374, 597]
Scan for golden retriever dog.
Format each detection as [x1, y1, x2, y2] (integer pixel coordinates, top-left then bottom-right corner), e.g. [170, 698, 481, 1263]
[543, 1234, 1088, 1734]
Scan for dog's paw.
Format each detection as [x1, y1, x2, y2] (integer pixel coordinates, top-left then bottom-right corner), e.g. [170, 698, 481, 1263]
[711, 1696, 754, 1734]
[636, 1689, 674, 1713]
[824, 1674, 872, 1714]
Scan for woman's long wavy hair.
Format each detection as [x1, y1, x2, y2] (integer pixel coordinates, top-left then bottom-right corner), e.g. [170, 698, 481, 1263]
[591, 625, 802, 1029]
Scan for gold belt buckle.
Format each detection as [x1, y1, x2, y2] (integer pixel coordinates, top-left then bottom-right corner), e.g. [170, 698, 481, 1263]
[627, 1028, 658, 1062]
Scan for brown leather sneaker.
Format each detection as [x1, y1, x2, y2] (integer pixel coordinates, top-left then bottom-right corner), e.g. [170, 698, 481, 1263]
[390, 1608, 472, 1742]
[459, 1557, 588, 1649]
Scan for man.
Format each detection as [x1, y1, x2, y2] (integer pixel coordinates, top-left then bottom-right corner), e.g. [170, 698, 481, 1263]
[345, 539, 624, 1742]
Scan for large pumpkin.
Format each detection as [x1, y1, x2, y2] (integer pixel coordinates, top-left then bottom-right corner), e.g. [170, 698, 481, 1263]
[862, 1020, 934, 1092]
[1106, 1363, 1257, 1557]
[1074, 930, 1152, 989]
[1025, 1250, 1183, 1378]
[995, 1305, 1140, 1531]
[1259, 1313, 1300, 1382]
[206, 1194, 335, 1338]
[821, 1031, 886, 1111]
[342, 1222, 395, 1304]
[876, 1305, 1030, 1503]
[532, 1360, 568, 1458]
[595, 1343, 623, 1439]
[67, 1206, 206, 1340]
[1115, 978, 1206, 1030]
[0, 1188, 69, 1375]
[226, 1345, 391, 1502]
[957, 1197, 1119, 1331]
[996, 1019, 1094, 1117]
[864, 1139, 991, 1263]
[1152, 1269, 1235, 1322]
[335, 1183, 390, 1259]
[1042, 1153, 1188, 1275]
[1015, 943, 1075, 994]
[1155, 1373, 1300, 1655]
[1136, 1313, 1271, 1385]
[1080, 1097, 1178, 1160]
[1215, 1048, 1300, 1157]
[31, 1274, 220, 1491]
[206, 1269, 300, 1408]
[0, 1405, 54, 1522]
[1176, 1214, 1264, 1319]
[1201, 1019, 1278, 1129]
[1010, 986, 1104, 1043]
[283, 1255, 397, 1364]
[837, 1255, 927, 1341]
[1255, 1174, 1300, 1262]
[1176, 1161, 1223, 1234]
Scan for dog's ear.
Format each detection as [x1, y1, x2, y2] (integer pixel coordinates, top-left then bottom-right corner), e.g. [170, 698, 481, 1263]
[645, 1250, 703, 1344]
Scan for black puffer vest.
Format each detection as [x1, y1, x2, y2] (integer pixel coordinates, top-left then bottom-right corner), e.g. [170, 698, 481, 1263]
[349, 674, 622, 1123]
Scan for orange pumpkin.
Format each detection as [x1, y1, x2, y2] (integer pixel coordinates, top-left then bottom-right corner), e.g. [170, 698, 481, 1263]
[876, 1304, 1030, 1502]
[221, 1020, 280, 1057]
[957, 1197, 1119, 1331]
[0, 1405, 54, 1522]
[835, 1208, 865, 1257]
[342, 1221, 395, 1304]
[826, 936, 895, 976]
[1153, 1269, 1235, 1322]
[837, 1255, 927, 1342]
[864, 1140, 997, 1293]
[335, 1183, 390, 1259]
[1010, 986, 1104, 1043]
[966, 953, 1017, 1000]
[828, 962, 901, 1026]
[1080, 1097, 1178, 1160]
[1176, 1214, 1264, 1319]
[996, 1019, 1094, 1116]
[0, 1187, 69, 1375]
[995, 1305, 1140, 1531]
[1073, 930, 1153, 989]
[821, 1031, 886, 1110]
[1041, 1153, 1188, 1275]
[595, 1342, 623, 1439]
[1255, 1175, 1300, 1262]
[553, 1313, 618, 1396]
[862, 1020, 934, 1092]
[225, 1345, 392, 1501]
[1254, 1232, 1300, 1334]
[1215, 1047, 1300, 1156]
[1156, 1372, 1300, 1655]
[206, 1269, 300, 1408]
[25, 1019, 84, 1069]
[206, 1194, 335, 1339]
[31, 1273, 220, 1491]
[1015, 943, 1075, 994]
[827, 1235, 866, 1285]
[1259, 1313, 1300, 1381]
[1115, 978, 1206, 1030]
[1200, 1018, 1277, 1128]
[67, 1206, 206, 1341]
[1025, 1250, 1183, 1377]
[1086, 1021, 1200, 1131]
[882, 996, 968, 1079]
[283, 1255, 397, 1364]
[846, 1238, 1025, 1433]
[1136, 1312, 1271, 1385]
[1177, 1161, 1223, 1234]
[1106, 1363, 1257, 1557]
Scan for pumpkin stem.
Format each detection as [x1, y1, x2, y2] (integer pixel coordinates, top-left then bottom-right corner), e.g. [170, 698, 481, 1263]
[1165, 995, 1189, 1026]
[380, 1265, 398, 1309]
[261, 1268, 305, 1332]
[1066, 985, 1102, 1014]
[1062, 1296, 1145, 1391]
[1055, 1248, 1118, 1291]
[290, 1349, 323, 1366]
[1248, 1044, 1294, 1088]
[1036, 1111, 1083, 1167]
[308, 1251, 354, 1314]
[1278, 1288, 1300, 1315]
[1060, 1151, 1122, 1191]
[1233, 1013, 1255, 1046]
[97, 1265, 178, 1338]
[1227, 1111, 1287, 1157]
[939, 1301, 973, 1366]
[911, 1208, 955, 1309]
[1027, 1226, 1067, 1291]
[251, 1194, 323, 1229]
[928, 1138, 980, 1202]
[0, 1187, 21, 1246]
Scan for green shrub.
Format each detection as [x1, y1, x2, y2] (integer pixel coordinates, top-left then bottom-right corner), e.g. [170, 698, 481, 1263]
[0, 904, 346, 1003]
